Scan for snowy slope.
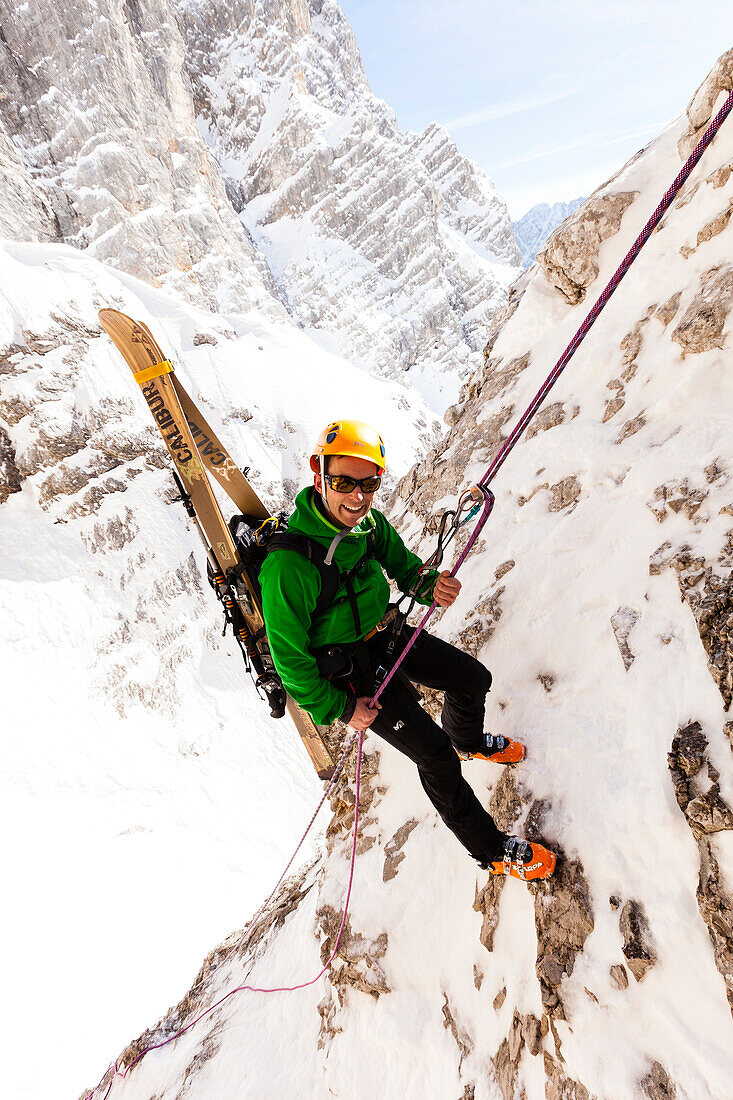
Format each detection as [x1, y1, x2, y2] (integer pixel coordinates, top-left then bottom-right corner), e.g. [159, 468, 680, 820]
[73, 53, 733, 1100]
[0, 240, 442, 1100]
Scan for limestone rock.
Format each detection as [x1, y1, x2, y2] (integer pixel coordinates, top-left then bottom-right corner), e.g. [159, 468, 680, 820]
[669, 720, 707, 781]
[473, 773, 523, 951]
[532, 851, 594, 1018]
[686, 785, 733, 835]
[648, 479, 707, 523]
[614, 414, 646, 443]
[0, 120, 57, 241]
[697, 200, 733, 246]
[526, 401, 566, 439]
[316, 906, 389, 999]
[0, 0, 519, 398]
[640, 1061, 678, 1100]
[543, 1054, 592, 1100]
[473, 874, 505, 954]
[410, 123, 521, 268]
[709, 163, 733, 189]
[521, 1013, 543, 1057]
[678, 571, 733, 710]
[603, 393, 626, 422]
[619, 899, 657, 982]
[667, 723, 733, 1012]
[441, 993, 473, 1071]
[538, 192, 637, 304]
[0, 423, 22, 503]
[678, 48, 733, 160]
[610, 964, 629, 990]
[382, 818, 418, 883]
[179, 0, 520, 394]
[610, 606, 640, 671]
[0, 0, 281, 317]
[654, 292, 682, 327]
[697, 837, 733, 1012]
[671, 264, 733, 357]
[549, 475, 581, 512]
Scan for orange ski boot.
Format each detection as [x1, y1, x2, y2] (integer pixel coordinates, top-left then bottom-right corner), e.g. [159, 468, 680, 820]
[485, 836, 556, 881]
[458, 733, 526, 765]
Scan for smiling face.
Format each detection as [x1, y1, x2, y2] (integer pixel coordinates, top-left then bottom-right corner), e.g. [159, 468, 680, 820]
[314, 454, 379, 529]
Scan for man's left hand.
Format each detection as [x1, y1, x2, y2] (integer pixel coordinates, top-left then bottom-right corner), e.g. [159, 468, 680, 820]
[434, 570, 461, 607]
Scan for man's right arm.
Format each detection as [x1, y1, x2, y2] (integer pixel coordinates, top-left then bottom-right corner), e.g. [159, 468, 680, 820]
[259, 551, 355, 727]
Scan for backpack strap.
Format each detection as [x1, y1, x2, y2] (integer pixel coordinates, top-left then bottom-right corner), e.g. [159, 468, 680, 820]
[267, 532, 339, 619]
[268, 530, 376, 633]
[335, 531, 375, 637]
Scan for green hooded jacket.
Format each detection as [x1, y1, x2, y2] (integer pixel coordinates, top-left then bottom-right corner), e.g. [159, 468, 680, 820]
[259, 486, 438, 725]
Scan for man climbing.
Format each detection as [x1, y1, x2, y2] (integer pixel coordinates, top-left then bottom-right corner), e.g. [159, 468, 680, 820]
[259, 420, 556, 881]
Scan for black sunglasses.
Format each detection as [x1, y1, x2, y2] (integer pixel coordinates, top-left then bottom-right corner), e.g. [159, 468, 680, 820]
[324, 473, 381, 494]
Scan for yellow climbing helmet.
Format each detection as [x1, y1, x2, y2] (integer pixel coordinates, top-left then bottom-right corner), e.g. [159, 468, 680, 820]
[309, 419, 386, 475]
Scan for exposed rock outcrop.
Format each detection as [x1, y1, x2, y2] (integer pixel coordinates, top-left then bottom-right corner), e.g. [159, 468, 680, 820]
[512, 197, 585, 269]
[671, 263, 733, 357]
[382, 818, 418, 882]
[677, 568, 733, 711]
[0, 422, 22, 503]
[640, 1060, 678, 1100]
[678, 48, 733, 160]
[611, 606, 639, 670]
[538, 192, 637, 304]
[0, 120, 57, 241]
[532, 851, 594, 1020]
[491, 1010, 546, 1100]
[619, 899, 657, 982]
[316, 906, 389, 999]
[668, 721, 733, 1012]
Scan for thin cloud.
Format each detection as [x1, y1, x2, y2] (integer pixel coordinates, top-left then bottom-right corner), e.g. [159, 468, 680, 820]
[441, 86, 579, 132]
[487, 121, 667, 172]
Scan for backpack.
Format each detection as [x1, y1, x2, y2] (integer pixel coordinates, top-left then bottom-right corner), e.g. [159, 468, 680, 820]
[227, 513, 376, 633]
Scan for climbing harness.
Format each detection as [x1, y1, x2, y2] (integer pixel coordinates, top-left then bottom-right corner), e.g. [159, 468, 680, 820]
[84, 88, 733, 1098]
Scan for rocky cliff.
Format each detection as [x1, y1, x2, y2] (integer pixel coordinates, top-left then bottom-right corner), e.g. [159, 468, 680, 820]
[76, 50, 733, 1100]
[0, 0, 520, 410]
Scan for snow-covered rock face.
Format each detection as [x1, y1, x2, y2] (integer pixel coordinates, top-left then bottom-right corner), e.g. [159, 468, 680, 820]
[79, 55, 733, 1100]
[0, 121, 57, 241]
[0, 0, 520, 413]
[0, 237, 441, 1099]
[512, 198, 585, 269]
[0, 0, 282, 316]
[179, 0, 520, 407]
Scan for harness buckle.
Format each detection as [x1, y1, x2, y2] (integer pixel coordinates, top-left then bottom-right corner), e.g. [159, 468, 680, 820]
[363, 606, 399, 642]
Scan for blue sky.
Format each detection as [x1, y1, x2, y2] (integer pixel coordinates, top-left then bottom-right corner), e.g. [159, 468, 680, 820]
[339, 1, 733, 218]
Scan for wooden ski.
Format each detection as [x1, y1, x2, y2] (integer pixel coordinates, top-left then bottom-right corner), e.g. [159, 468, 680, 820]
[99, 308, 335, 779]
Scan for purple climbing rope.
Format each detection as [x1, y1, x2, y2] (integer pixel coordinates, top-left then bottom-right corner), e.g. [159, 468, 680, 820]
[371, 87, 733, 700]
[83, 88, 733, 1098]
[480, 88, 733, 490]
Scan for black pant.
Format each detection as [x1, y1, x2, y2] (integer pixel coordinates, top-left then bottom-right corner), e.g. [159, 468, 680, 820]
[335, 626, 504, 863]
